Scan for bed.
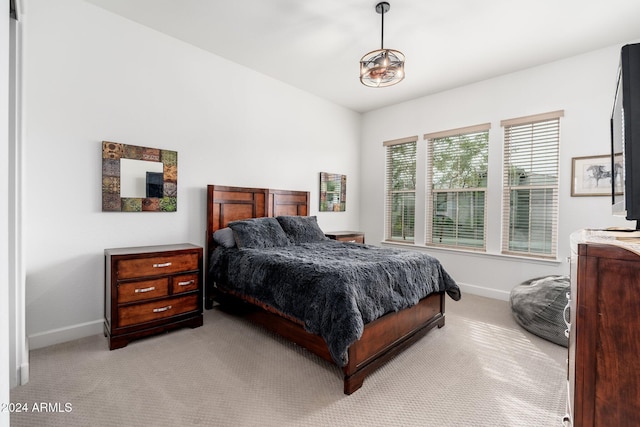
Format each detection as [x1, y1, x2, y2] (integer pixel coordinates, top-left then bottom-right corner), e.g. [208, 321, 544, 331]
[205, 185, 461, 394]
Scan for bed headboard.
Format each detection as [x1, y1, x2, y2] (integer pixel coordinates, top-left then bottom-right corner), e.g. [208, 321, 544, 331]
[268, 189, 309, 217]
[206, 185, 269, 250]
[205, 185, 310, 308]
[205, 185, 310, 247]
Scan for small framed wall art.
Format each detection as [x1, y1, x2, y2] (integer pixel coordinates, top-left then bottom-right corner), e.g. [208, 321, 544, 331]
[571, 154, 622, 197]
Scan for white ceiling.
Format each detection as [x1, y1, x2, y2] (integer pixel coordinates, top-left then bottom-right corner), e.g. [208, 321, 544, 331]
[85, 0, 640, 113]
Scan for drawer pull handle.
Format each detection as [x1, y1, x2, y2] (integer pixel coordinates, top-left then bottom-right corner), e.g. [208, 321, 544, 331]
[348, 240, 356, 243]
[178, 280, 195, 286]
[153, 262, 172, 268]
[153, 305, 172, 313]
[134, 286, 156, 293]
[563, 292, 571, 338]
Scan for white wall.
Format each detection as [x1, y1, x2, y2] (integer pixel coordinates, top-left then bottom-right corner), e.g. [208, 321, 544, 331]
[2, 0, 12, 422]
[360, 45, 636, 300]
[22, 0, 361, 348]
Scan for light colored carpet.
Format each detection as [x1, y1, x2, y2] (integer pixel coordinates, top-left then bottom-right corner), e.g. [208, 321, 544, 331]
[10, 293, 566, 426]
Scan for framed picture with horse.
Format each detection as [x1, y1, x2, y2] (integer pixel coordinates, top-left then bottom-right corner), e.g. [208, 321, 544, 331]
[571, 154, 622, 197]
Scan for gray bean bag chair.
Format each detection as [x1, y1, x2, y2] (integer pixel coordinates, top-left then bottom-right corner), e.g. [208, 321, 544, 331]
[509, 275, 570, 347]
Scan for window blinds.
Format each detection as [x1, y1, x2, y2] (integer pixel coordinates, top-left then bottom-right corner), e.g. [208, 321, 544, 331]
[501, 111, 563, 258]
[425, 124, 490, 249]
[384, 136, 418, 242]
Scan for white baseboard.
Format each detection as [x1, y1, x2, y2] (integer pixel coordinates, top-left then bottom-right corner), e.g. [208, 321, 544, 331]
[28, 319, 103, 350]
[457, 282, 510, 301]
[19, 361, 29, 385]
[11, 337, 29, 388]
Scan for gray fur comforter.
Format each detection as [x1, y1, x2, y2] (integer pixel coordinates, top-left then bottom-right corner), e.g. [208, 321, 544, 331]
[209, 240, 461, 366]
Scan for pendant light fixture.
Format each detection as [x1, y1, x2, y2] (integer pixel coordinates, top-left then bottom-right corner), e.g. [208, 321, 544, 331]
[360, 2, 405, 88]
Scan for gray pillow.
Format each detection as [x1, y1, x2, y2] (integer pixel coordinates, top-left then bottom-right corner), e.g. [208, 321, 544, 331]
[212, 227, 236, 248]
[228, 217, 291, 249]
[276, 216, 327, 244]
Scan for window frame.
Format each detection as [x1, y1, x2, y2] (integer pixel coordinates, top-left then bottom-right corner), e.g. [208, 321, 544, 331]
[500, 110, 564, 259]
[384, 136, 418, 243]
[424, 123, 490, 251]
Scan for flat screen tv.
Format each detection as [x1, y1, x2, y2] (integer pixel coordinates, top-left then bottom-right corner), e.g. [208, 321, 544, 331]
[612, 43, 640, 229]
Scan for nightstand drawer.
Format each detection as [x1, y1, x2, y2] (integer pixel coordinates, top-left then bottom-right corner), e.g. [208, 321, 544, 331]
[339, 235, 364, 244]
[118, 294, 199, 327]
[325, 232, 365, 244]
[172, 273, 199, 294]
[117, 253, 199, 279]
[118, 278, 169, 303]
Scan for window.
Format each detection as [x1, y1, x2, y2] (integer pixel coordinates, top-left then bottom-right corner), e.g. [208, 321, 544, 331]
[384, 136, 418, 242]
[424, 124, 490, 249]
[501, 111, 563, 258]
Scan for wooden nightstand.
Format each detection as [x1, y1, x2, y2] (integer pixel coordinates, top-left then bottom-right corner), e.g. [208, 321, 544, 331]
[104, 243, 203, 350]
[325, 231, 365, 244]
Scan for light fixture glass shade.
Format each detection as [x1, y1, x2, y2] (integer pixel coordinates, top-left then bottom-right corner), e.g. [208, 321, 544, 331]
[360, 48, 405, 87]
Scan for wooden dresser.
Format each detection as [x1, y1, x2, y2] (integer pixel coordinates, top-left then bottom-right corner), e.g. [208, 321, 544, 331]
[325, 231, 365, 244]
[566, 238, 640, 426]
[104, 243, 203, 350]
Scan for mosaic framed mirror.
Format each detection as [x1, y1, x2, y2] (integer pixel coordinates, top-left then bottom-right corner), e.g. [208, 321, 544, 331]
[319, 172, 346, 212]
[102, 141, 177, 212]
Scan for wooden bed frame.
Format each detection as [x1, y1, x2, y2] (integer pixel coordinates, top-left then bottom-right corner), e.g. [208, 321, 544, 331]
[205, 185, 446, 394]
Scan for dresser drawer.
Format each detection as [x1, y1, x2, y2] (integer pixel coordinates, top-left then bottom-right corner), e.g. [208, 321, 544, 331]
[172, 273, 199, 294]
[118, 294, 199, 327]
[117, 253, 199, 279]
[118, 278, 169, 303]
